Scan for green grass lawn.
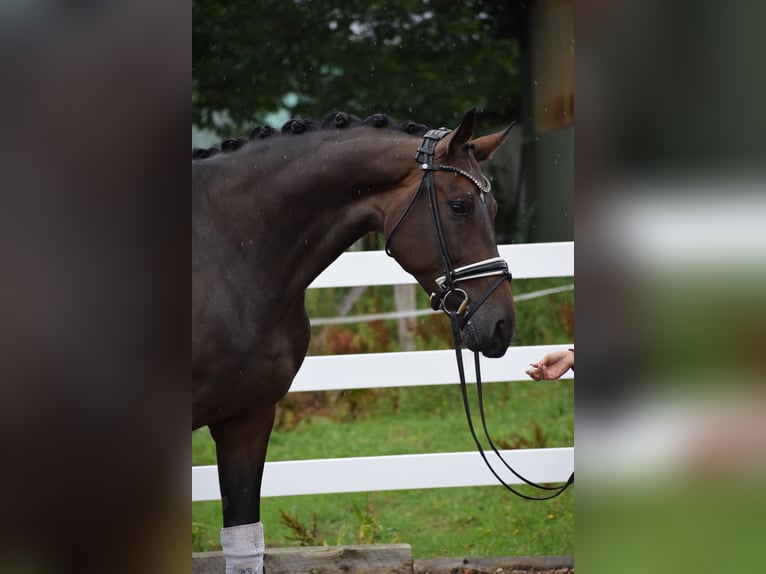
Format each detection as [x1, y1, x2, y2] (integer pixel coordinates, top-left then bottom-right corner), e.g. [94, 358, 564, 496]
[193, 278, 574, 557]
[193, 381, 574, 556]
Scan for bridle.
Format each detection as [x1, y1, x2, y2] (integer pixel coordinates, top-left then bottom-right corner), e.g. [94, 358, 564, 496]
[385, 128, 511, 319]
[386, 128, 574, 500]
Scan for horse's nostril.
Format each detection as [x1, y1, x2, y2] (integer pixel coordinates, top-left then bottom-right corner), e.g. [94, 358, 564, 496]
[493, 317, 514, 348]
[494, 319, 507, 342]
[476, 319, 510, 358]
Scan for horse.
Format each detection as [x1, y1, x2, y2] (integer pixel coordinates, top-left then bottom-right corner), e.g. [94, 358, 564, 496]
[192, 108, 516, 573]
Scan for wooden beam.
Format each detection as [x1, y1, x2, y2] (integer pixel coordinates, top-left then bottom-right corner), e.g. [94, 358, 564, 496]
[193, 544, 414, 574]
[414, 555, 574, 573]
[192, 547, 574, 574]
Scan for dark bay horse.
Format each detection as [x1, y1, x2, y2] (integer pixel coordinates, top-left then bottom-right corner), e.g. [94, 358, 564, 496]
[192, 109, 515, 572]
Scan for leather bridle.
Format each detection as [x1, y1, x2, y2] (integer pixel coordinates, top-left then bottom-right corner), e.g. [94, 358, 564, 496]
[385, 128, 511, 320]
[386, 128, 574, 500]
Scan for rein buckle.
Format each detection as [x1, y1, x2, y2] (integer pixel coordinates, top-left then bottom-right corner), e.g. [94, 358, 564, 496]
[430, 286, 469, 317]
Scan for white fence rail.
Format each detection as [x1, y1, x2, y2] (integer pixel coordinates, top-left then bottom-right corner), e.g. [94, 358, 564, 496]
[309, 241, 573, 288]
[192, 242, 574, 502]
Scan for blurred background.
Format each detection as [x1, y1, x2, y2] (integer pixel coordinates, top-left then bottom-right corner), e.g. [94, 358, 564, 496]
[576, 0, 766, 573]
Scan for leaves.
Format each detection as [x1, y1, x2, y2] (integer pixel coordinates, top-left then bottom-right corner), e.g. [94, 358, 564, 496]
[193, 0, 523, 135]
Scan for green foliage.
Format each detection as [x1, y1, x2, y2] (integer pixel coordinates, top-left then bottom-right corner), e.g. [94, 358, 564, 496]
[279, 509, 319, 546]
[306, 277, 573, 355]
[193, 0, 523, 135]
[512, 279, 575, 346]
[274, 277, 572, 431]
[192, 486, 573, 557]
[350, 493, 387, 545]
[192, 377, 574, 556]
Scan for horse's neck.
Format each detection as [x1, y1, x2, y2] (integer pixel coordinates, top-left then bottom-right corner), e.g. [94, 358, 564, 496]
[213, 131, 418, 304]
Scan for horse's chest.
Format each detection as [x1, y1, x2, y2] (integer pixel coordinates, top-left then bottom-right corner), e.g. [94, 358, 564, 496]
[192, 307, 310, 428]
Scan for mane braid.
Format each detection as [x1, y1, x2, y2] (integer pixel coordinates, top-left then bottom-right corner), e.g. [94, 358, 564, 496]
[191, 111, 430, 160]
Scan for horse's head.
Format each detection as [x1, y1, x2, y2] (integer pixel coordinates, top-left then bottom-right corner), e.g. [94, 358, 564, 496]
[385, 109, 516, 358]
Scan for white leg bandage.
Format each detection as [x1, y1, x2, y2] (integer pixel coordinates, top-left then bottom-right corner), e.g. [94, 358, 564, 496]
[220, 522, 265, 574]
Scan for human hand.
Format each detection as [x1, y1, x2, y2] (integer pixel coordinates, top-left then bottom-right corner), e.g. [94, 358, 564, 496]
[525, 349, 574, 381]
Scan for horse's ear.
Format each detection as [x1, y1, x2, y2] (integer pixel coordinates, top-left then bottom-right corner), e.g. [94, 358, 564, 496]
[442, 109, 477, 157]
[471, 121, 516, 162]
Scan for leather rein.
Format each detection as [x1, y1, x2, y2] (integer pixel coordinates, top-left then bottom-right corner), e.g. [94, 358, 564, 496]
[386, 128, 573, 500]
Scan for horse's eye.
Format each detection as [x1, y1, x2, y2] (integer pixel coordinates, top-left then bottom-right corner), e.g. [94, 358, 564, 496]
[449, 201, 470, 217]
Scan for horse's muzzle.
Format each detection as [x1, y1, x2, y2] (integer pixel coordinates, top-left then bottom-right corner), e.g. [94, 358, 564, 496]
[463, 316, 514, 358]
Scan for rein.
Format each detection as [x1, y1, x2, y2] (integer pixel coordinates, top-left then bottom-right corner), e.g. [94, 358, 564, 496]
[386, 128, 574, 500]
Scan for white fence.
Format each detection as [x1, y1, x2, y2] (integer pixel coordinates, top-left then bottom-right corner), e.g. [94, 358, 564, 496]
[192, 241, 574, 502]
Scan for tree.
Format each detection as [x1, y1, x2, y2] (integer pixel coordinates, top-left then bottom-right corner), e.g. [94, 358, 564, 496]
[192, 0, 523, 136]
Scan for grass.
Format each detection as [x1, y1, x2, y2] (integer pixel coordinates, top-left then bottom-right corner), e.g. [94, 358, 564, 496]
[577, 479, 766, 574]
[193, 277, 574, 557]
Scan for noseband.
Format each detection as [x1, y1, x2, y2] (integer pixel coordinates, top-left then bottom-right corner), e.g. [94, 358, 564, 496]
[386, 128, 573, 500]
[385, 128, 511, 324]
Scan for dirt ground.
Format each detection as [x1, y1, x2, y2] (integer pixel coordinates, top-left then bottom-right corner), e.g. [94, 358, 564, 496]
[413, 556, 574, 574]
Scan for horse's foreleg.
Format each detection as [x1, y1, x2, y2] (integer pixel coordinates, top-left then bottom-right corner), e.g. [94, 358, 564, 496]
[210, 403, 276, 574]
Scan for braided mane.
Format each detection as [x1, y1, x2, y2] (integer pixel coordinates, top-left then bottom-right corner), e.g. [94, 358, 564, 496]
[192, 112, 429, 160]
